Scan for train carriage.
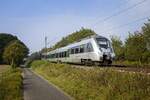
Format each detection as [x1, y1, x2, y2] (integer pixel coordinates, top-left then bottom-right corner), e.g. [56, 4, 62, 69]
[44, 34, 115, 65]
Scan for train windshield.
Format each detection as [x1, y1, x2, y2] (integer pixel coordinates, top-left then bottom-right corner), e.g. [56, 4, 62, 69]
[96, 38, 110, 49]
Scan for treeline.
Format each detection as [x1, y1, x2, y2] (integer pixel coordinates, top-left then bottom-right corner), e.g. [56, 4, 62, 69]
[42, 28, 96, 52]
[0, 33, 29, 68]
[111, 20, 150, 64]
[53, 28, 96, 49]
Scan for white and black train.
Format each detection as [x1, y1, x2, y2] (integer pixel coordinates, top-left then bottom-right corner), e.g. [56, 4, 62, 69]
[43, 35, 115, 65]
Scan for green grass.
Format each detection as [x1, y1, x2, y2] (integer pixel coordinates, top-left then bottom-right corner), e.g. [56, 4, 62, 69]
[113, 60, 150, 68]
[0, 66, 23, 100]
[0, 65, 10, 74]
[31, 60, 150, 100]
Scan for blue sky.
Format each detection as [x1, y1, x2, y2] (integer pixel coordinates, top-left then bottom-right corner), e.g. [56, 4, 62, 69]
[0, 0, 150, 53]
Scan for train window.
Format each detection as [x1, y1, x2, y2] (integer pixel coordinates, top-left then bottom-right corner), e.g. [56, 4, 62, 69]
[96, 38, 109, 49]
[62, 52, 64, 57]
[47, 55, 49, 58]
[71, 49, 75, 54]
[62, 52, 65, 58]
[64, 51, 67, 57]
[87, 43, 93, 52]
[60, 52, 62, 58]
[66, 50, 69, 57]
[55, 53, 57, 58]
[61, 52, 63, 58]
[56, 53, 59, 58]
[54, 54, 56, 58]
[80, 45, 84, 53]
[51, 54, 54, 58]
[59, 53, 60, 58]
[48, 54, 51, 58]
[68, 49, 71, 54]
[46, 54, 49, 58]
[75, 48, 79, 54]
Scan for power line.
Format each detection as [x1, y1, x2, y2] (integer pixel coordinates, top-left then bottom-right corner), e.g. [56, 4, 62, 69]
[89, 0, 148, 27]
[99, 15, 150, 33]
[45, 0, 149, 49]
[88, 0, 130, 25]
[46, 0, 140, 46]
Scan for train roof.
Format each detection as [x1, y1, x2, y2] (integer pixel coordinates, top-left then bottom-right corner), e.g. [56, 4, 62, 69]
[47, 34, 108, 54]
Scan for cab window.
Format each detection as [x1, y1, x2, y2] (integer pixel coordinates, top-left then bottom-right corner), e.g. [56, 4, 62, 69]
[86, 43, 93, 52]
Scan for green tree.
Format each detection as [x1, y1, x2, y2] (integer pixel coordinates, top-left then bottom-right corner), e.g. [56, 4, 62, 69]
[142, 20, 150, 62]
[3, 40, 29, 68]
[124, 20, 150, 63]
[124, 32, 146, 63]
[142, 20, 150, 45]
[111, 36, 124, 60]
[25, 52, 41, 67]
[52, 28, 96, 50]
[0, 33, 18, 63]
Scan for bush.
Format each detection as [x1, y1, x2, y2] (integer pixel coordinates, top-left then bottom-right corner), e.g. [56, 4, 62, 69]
[0, 68, 23, 100]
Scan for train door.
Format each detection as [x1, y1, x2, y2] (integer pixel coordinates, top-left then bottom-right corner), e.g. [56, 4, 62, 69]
[74, 47, 81, 63]
[69, 48, 75, 63]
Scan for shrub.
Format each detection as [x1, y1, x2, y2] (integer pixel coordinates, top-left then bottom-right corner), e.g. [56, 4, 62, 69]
[0, 68, 23, 100]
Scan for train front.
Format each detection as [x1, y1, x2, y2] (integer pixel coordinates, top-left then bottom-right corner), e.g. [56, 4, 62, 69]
[95, 36, 115, 64]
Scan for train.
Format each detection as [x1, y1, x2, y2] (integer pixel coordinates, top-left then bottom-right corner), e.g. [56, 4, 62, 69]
[43, 34, 115, 65]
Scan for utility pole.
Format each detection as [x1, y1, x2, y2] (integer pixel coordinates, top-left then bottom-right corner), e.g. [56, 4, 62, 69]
[45, 36, 47, 59]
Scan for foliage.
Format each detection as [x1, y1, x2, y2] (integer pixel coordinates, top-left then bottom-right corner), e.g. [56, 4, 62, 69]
[0, 65, 10, 74]
[124, 32, 146, 62]
[3, 40, 29, 68]
[46, 28, 96, 52]
[142, 20, 150, 46]
[25, 52, 41, 67]
[142, 20, 150, 62]
[111, 20, 150, 64]
[124, 20, 150, 63]
[0, 67, 23, 100]
[111, 36, 125, 60]
[0, 33, 18, 64]
[31, 60, 150, 100]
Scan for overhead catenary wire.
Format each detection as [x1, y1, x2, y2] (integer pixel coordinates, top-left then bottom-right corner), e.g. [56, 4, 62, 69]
[45, 0, 149, 50]
[98, 15, 150, 33]
[89, 0, 148, 28]
[45, 1, 132, 47]
[88, 0, 131, 26]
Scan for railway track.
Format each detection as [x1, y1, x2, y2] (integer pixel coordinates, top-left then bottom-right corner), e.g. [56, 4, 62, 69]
[70, 64, 150, 75]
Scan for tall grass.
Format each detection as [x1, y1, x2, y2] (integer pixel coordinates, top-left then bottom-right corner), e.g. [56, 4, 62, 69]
[31, 60, 150, 100]
[0, 65, 9, 74]
[0, 68, 23, 100]
[113, 60, 150, 68]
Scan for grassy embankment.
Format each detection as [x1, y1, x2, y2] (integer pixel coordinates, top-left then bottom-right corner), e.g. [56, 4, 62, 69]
[0, 65, 23, 100]
[113, 60, 150, 68]
[31, 60, 150, 100]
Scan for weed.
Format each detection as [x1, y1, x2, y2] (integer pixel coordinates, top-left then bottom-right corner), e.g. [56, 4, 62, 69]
[31, 60, 150, 100]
